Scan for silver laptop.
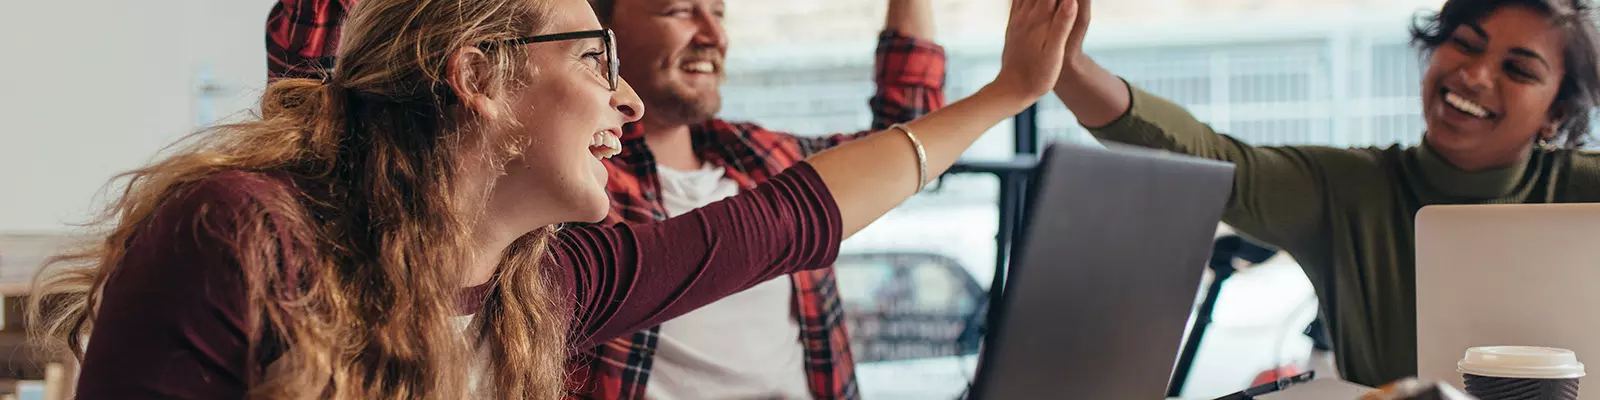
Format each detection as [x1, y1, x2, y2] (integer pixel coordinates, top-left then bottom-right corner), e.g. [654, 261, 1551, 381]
[969, 142, 1235, 399]
[1416, 204, 1600, 398]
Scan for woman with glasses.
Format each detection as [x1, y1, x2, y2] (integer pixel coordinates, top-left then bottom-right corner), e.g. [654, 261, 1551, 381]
[29, 0, 1081, 398]
[1049, 0, 1600, 388]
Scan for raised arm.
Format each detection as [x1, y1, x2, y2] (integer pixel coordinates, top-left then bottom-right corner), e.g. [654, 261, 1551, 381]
[885, 0, 935, 40]
[266, 0, 350, 80]
[1047, 0, 1129, 128]
[1048, 0, 1328, 247]
[556, 0, 1079, 345]
[813, 0, 1076, 236]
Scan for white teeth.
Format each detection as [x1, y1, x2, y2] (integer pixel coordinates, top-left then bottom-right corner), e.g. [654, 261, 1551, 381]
[589, 131, 621, 159]
[682, 61, 715, 73]
[1445, 92, 1491, 119]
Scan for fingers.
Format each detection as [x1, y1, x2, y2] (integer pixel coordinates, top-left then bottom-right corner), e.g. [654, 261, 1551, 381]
[1066, 0, 1091, 52]
[1020, 0, 1043, 19]
[1051, 0, 1078, 47]
[1038, 0, 1059, 18]
[1040, 0, 1065, 27]
[1078, 0, 1092, 28]
[1011, 0, 1052, 29]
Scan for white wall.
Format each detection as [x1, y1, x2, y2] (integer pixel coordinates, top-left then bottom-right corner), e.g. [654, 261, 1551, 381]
[0, 0, 273, 233]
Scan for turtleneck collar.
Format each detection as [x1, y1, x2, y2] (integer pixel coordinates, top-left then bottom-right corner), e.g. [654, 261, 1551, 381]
[1414, 141, 1532, 199]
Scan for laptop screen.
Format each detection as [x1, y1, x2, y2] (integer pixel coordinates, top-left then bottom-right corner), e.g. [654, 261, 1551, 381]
[970, 142, 1235, 399]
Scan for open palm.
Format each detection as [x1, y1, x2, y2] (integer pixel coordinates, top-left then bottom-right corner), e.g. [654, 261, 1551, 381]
[991, 0, 1080, 100]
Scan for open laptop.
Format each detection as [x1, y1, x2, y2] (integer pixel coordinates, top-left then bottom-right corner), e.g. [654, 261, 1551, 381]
[968, 142, 1235, 399]
[1416, 204, 1600, 398]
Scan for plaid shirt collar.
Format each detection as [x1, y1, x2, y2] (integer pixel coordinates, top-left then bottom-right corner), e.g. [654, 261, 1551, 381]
[622, 121, 787, 181]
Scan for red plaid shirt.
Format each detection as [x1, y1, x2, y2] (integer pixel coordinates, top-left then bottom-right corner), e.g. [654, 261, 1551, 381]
[266, 0, 348, 80]
[268, 2, 946, 399]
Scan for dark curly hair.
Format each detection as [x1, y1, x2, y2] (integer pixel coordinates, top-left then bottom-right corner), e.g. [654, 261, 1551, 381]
[1411, 0, 1600, 148]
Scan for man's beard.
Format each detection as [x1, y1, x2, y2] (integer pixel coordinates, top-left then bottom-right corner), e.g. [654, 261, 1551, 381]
[643, 82, 722, 126]
[639, 46, 725, 126]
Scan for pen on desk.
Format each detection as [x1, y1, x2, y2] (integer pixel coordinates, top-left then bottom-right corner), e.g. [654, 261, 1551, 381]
[1210, 371, 1315, 400]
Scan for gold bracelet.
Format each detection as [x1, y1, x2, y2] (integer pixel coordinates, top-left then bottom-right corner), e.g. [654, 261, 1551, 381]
[889, 123, 927, 193]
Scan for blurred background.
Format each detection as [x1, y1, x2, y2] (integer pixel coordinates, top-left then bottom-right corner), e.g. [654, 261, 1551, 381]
[0, 0, 1449, 398]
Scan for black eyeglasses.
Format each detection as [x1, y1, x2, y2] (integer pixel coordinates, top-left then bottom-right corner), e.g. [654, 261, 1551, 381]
[486, 29, 617, 91]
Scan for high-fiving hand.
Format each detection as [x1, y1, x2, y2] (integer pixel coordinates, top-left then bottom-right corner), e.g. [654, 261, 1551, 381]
[1065, 0, 1092, 62]
[805, 0, 1089, 239]
[989, 0, 1081, 102]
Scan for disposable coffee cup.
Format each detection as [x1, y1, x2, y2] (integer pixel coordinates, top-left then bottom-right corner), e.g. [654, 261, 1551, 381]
[1457, 346, 1584, 400]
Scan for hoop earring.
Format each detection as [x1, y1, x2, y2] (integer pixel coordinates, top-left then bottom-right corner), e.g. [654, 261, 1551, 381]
[1537, 135, 1561, 150]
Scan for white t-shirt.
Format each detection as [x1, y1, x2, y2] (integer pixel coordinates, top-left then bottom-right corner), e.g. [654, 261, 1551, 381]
[644, 163, 812, 400]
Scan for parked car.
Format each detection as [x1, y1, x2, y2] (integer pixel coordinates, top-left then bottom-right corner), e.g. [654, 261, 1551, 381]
[835, 252, 985, 363]
[833, 251, 986, 399]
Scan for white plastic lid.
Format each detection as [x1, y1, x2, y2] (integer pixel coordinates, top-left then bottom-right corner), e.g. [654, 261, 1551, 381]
[1457, 346, 1586, 379]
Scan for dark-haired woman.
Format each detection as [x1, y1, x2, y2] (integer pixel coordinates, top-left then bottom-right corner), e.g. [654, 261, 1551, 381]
[1053, 0, 1600, 387]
